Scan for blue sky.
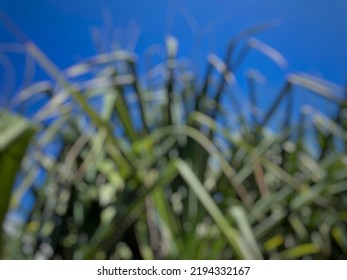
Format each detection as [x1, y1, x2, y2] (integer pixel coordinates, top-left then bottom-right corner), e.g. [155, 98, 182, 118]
[1, 0, 346, 78]
[0, 0, 346, 120]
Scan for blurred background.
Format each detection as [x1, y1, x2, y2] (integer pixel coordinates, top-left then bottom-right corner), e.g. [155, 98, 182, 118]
[0, 0, 346, 260]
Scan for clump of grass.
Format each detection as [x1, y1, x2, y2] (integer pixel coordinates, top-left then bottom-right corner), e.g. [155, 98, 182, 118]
[1, 15, 347, 259]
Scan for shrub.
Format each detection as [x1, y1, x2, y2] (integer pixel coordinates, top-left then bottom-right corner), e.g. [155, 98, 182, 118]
[1, 18, 347, 259]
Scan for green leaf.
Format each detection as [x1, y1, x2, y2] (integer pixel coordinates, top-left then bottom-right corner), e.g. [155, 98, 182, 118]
[229, 205, 263, 259]
[0, 110, 36, 257]
[175, 159, 262, 259]
[277, 243, 320, 259]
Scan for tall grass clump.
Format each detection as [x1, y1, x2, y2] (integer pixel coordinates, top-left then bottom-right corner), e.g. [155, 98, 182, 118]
[1, 16, 347, 259]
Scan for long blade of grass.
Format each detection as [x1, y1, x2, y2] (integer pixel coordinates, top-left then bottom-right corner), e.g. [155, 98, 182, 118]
[229, 205, 263, 259]
[165, 36, 178, 125]
[175, 159, 259, 259]
[224, 19, 280, 65]
[288, 73, 343, 104]
[128, 61, 149, 133]
[276, 243, 319, 259]
[248, 38, 288, 68]
[261, 81, 292, 127]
